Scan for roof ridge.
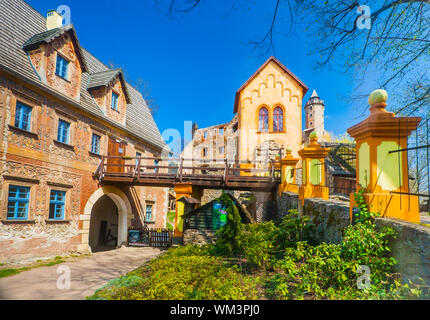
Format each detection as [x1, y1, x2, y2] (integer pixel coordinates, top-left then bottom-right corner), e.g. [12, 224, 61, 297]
[90, 68, 120, 75]
[81, 48, 111, 71]
[23, 0, 46, 20]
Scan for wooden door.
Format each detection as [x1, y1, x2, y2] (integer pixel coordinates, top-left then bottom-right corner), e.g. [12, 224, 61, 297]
[107, 137, 126, 173]
[98, 221, 108, 246]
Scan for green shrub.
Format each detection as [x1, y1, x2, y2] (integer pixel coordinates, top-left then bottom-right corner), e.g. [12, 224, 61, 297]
[268, 238, 421, 300]
[215, 192, 243, 255]
[237, 222, 278, 269]
[88, 246, 258, 300]
[276, 209, 314, 249]
[353, 188, 379, 223]
[341, 221, 397, 282]
[268, 241, 358, 299]
[266, 194, 422, 300]
[89, 192, 425, 301]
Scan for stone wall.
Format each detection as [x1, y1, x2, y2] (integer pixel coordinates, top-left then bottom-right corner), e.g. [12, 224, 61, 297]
[276, 192, 350, 244]
[301, 198, 350, 244]
[183, 229, 216, 246]
[276, 192, 299, 217]
[376, 218, 430, 286]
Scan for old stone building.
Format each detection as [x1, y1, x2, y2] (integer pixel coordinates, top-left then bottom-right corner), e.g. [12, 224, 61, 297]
[183, 115, 238, 170]
[0, 0, 169, 261]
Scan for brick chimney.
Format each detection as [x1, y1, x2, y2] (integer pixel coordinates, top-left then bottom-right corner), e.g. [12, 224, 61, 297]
[46, 10, 63, 31]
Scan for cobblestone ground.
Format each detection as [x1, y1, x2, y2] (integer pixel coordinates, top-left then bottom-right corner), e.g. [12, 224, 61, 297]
[0, 246, 162, 300]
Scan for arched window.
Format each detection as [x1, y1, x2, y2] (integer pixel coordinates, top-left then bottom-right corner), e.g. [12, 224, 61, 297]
[273, 107, 284, 132]
[258, 107, 269, 132]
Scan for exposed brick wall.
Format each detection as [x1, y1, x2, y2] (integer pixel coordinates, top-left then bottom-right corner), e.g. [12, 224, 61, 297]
[0, 72, 168, 261]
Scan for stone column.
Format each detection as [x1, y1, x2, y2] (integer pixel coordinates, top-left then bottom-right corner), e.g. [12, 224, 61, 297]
[347, 89, 421, 223]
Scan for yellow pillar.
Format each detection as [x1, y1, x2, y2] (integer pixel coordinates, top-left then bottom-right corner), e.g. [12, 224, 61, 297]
[279, 149, 300, 195]
[347, 89, 421, 223]
[298, 132, 330, 205]
[173, 183, 193, 237]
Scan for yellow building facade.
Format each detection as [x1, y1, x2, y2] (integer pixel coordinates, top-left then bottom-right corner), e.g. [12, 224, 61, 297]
[234, 57, 309, 162]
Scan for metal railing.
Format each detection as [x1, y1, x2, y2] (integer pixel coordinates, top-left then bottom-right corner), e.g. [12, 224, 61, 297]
[389, 117, 430, 214]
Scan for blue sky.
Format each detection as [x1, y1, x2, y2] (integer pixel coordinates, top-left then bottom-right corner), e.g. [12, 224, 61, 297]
[27, 0, 366, 141]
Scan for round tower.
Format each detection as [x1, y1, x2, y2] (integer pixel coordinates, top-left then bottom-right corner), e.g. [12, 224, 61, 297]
[304, 90, 325, 137]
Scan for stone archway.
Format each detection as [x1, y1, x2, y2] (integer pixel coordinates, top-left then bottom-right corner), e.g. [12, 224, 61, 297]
[78, 186, 133, 253]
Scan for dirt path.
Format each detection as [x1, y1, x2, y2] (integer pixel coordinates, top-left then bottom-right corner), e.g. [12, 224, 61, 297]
[0, 246, 162, 300]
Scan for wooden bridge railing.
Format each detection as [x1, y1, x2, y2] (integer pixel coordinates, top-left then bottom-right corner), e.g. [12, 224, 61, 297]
[94, 156, 281, 185]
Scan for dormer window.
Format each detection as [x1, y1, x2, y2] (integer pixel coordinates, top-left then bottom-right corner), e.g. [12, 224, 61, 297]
[55, 54, 69, 80]
[111, 92, 119, 111]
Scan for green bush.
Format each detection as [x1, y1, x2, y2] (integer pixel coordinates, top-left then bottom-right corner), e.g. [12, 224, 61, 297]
[276, 210, 314, 249]
[268, 241, 359, 299]
[89, 190, 425, 301]
[215, 192, 242, 255]
[268, 237, 421, 300]
[265, 192, 422, 300]
[237, 222, 278, 269]
[341, 221, 397, 283]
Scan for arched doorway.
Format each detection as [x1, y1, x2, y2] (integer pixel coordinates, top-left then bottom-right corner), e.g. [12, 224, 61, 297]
[88, 195, 119, 252]
[80, 186, 133, 253]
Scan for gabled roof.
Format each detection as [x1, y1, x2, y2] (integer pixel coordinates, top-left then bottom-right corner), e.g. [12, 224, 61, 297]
[233, 56, 309, 113]
[88, 69, 122, 89]
[0, 0, 167, 151]
[23, 24, 88, 73]
[87, 69, 131, 103]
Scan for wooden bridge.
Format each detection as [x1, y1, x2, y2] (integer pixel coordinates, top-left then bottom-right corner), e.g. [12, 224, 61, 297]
[94, 156, 281, 192]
